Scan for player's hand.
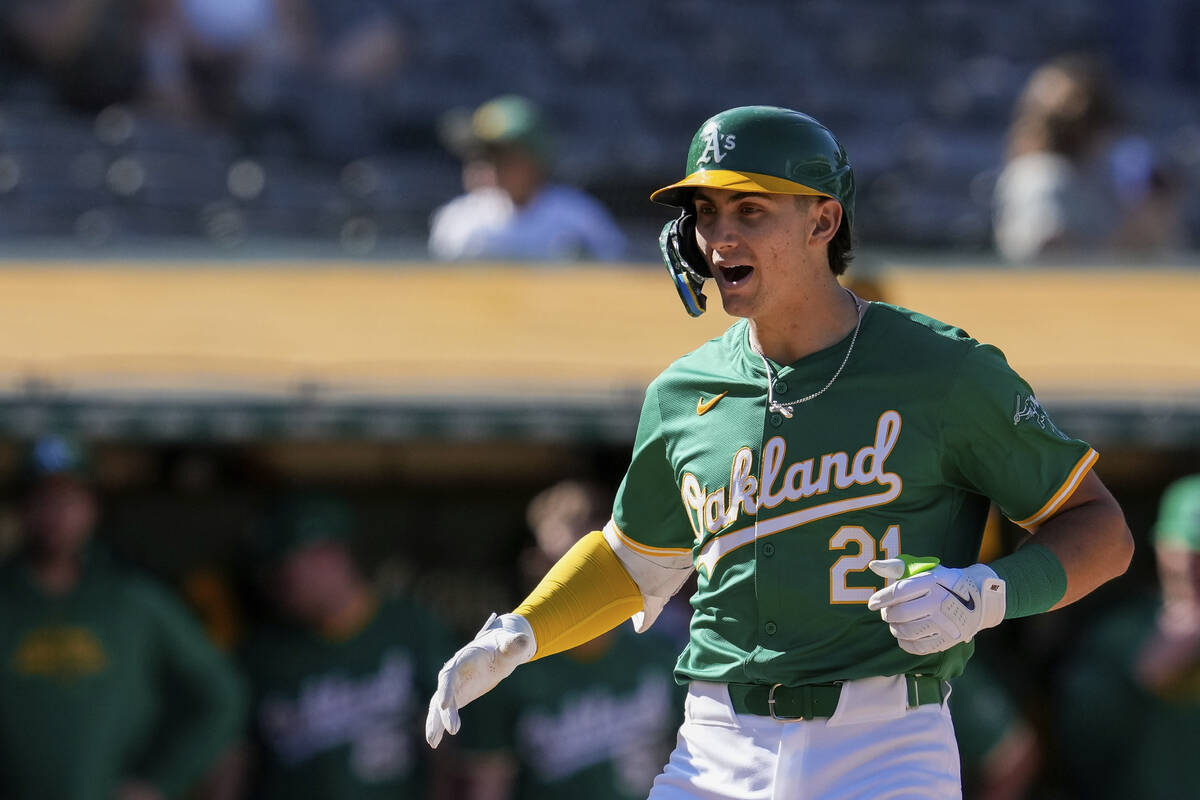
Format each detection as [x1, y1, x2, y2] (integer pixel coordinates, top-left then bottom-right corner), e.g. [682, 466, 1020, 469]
[425, 612, 537, 748]
[867, 558, 1005, 655]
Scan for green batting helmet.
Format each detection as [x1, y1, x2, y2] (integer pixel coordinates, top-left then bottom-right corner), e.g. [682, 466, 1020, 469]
[256, 494, 355, 567]
[652, 106, 855, 317]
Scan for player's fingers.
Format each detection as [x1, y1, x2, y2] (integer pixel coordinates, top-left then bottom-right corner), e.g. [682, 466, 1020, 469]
[867, 573, 934, 610]
[892, 613, 964, 649]
[888, 617, 951, 641]
[879, 596, 938, 624]
[425, 697, 445, 748]
[445, 703, 462, 735]
[868, 558, 906, 581]
[432, 666, 460, 724]
[897, 633, 945, 656]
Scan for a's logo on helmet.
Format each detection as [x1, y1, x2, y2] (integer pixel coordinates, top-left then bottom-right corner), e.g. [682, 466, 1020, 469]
[696, 122, 736, 166]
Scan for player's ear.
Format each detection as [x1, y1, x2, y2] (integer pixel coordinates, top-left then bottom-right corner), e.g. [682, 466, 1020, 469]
[809, 199, 842, 245]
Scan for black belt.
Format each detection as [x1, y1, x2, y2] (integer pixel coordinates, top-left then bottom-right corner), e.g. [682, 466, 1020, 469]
[726, 674, 944, 720]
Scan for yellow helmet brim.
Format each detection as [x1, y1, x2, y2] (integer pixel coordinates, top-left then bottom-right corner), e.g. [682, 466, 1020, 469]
[650, 169, 827, 206]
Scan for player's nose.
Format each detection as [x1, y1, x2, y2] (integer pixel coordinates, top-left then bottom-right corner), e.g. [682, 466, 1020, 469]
[704, 210, 742, 253]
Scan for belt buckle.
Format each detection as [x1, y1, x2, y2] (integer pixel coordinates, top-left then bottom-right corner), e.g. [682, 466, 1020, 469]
[767, 683, 798, 720]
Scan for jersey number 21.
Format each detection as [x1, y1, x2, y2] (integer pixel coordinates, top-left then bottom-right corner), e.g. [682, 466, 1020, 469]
[829, 525, 899, 604]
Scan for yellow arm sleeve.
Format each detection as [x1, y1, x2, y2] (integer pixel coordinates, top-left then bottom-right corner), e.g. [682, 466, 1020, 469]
[513, 530, 644, 660]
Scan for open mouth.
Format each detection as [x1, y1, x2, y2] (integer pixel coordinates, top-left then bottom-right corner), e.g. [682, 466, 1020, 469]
[719, 265, 755, 285]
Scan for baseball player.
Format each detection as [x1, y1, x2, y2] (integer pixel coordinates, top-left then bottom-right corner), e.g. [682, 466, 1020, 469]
[1059, 474, 1200, 800]
[426, 106, 1133, 799]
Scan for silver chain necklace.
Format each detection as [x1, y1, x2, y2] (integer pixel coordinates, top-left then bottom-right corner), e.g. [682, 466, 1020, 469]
[752, 291, 866, 419]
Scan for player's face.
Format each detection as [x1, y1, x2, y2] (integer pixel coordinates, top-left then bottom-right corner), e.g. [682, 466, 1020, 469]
[1159, 547, 1200, 618]
[489, 146, 543, 206]
[692, 189, 827, 321]
[272, 541, 357, 625]
[25, 478, 96, 558]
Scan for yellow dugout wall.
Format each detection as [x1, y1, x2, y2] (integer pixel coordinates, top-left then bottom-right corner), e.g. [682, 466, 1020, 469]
[1, 262, 1197, 406]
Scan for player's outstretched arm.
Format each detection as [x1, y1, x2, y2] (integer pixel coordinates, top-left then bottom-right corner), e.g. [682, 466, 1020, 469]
[426, 530, 643, 748]
[868, 471, 1132, 655]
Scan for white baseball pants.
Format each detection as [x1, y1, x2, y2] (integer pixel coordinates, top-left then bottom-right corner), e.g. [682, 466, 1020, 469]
[648, 677, 961, 800]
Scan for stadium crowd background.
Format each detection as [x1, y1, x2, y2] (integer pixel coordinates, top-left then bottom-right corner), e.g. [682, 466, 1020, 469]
[1, 1, 1199, 799]
[0, 0, 1197, 257]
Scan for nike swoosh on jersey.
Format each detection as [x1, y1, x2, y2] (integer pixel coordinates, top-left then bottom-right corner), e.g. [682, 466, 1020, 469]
[696, 391, 728, 415]
[946, 587, 975, 611]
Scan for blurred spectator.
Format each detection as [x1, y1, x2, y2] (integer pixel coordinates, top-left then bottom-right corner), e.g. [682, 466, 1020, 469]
[0, 0, 147, 111]
[237, 494, 453, 799]
[993, 53, 1186, 262]
[233, 0, 409, 160]
[948, 659, 1040, 800]
[429, 95, 629, 261]
[0, 436, 246, 800]
[1057, 474, 1200, 800]
[148, 0, 295, 123]
[0, 0, 281, 121]
[459, 479, 683, 800]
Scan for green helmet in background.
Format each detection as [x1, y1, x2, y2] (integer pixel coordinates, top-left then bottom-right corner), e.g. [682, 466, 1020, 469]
[652, 106, 855, 316]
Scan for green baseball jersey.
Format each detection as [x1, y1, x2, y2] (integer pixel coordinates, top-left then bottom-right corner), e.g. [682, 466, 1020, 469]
[607, 301, 1095, 686]
[458, 626, 685, 800]
[0, 547, 246, 800]
[242, 595, 452, 800]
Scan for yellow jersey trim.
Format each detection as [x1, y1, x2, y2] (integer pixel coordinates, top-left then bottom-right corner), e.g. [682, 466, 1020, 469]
[608, 519, 693, 558]
[1013, 449, 1099, 530]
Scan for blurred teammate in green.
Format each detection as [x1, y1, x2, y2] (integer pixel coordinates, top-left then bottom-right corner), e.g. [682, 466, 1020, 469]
[239, 495, 453, 799]
[1059, 474, 1200, 799]
[948, 659, 1040, 800]
[460, 480, 685, 800]
[0, 436, 246, 800]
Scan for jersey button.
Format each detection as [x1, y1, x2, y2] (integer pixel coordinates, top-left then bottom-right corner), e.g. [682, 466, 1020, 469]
[764, 621, 778, 635]
[762, 542, 775, 557]
[774, 381, 788, 393]
[769, 414, 783, 427]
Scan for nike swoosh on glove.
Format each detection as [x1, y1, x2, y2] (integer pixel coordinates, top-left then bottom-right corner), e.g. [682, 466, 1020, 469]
[425, 612, 536, 748]
[867, 560, 1006, 655]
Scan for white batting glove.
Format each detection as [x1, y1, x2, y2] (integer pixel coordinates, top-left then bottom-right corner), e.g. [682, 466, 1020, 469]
[425, 612, 536, 748]
[867, 560, 1005, 655]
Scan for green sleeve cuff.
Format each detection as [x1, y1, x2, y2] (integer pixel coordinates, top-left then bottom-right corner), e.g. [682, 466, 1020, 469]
[988, 541, 1067, 619]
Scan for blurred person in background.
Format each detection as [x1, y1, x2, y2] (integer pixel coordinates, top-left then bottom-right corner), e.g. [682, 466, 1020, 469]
[429, 95, 629, 261]
[945, 509, 1041, 800]
[993, 52, 1185, 263]
[1057, 474, 1200, 799]
[0, 0, 281, 121]
[947, 660, 1040, 800]
[231, 0, 409, 159]
[0, 435, 246, 800]
[459, 479, 684, 800]
[235, 494, 453, 800]
[0, 0, 149, 111]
